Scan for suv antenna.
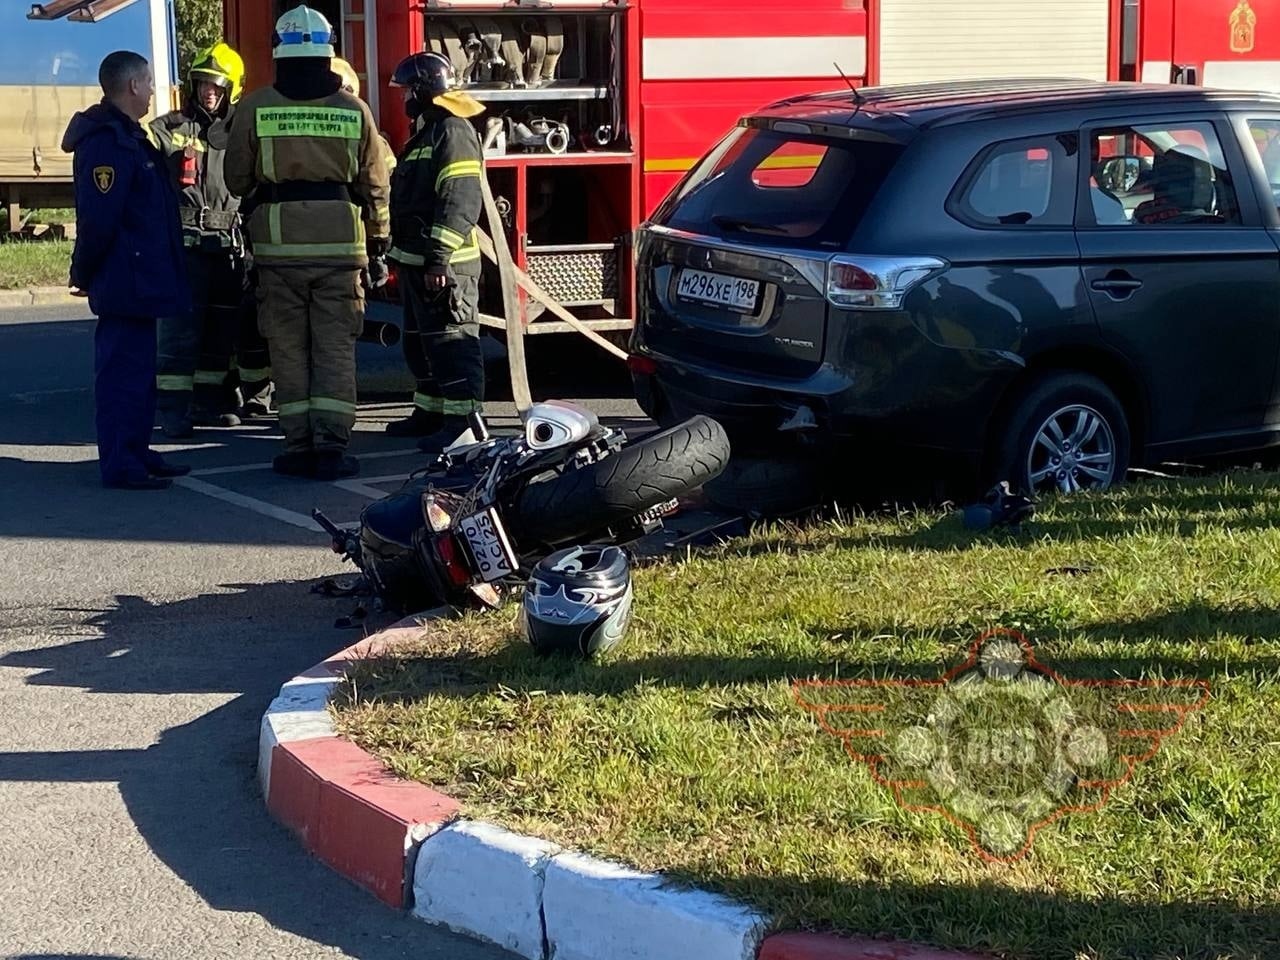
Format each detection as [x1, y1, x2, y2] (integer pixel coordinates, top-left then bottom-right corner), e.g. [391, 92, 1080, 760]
[835, 61, 862, 112]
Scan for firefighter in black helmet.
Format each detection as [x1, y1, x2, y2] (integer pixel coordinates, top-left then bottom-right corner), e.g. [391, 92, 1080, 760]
[385, 52, 487, 452]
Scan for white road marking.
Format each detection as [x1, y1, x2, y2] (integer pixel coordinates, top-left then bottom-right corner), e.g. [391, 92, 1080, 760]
[332, 474, 410, 500]
[189, 449, 422, 477]
[173, 476, 326, 531]
[9, 387, 90, 404]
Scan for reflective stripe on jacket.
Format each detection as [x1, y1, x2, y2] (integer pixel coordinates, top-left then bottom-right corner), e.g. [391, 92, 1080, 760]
[151, 102, 241, 249]
[388, 114, 482, 276]
[224, 87, 391, 267]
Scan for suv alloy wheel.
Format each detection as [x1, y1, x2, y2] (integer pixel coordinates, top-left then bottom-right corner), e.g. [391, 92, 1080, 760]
[992, 372, 1131, 495]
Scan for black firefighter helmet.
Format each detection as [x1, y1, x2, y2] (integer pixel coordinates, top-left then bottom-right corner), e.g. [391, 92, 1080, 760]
[391, 52, 484, 119]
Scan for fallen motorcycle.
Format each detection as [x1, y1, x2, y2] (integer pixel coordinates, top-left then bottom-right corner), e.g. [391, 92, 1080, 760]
[314, 401, 730, 614]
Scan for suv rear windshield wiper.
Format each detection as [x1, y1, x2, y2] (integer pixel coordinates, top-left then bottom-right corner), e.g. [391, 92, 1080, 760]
[712, 215, 788, 235]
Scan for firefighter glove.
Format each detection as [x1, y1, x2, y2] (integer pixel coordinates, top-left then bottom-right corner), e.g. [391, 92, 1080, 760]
[364, 255, 390, 290]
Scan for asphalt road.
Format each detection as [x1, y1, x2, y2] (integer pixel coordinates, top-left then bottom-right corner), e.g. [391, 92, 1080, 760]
[0, 304, 644, 959]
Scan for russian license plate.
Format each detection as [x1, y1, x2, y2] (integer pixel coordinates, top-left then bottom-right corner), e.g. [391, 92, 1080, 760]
[458, 507, 518, 583]
[676, 268, 760, 313]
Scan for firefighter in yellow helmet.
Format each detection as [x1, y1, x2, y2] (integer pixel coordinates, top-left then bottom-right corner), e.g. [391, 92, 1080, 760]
[331, 56, 397, 172]
[225, 6, 392, 480]
[151, 42, 269, 436]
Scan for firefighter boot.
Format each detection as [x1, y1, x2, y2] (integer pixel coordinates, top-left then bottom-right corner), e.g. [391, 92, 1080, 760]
[385, 409, 443, 437]
[273, 451, 316, 478]
[417, 415, 471, 454]
[314, 450, 361, 481]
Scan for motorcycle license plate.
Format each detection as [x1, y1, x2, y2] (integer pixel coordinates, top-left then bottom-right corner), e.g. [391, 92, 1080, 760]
[458, 507, 518, 583]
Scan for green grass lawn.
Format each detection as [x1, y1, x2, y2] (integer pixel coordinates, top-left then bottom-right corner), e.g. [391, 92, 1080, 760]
[0, 239, 72, 289]
[334, 471, 1280, 960]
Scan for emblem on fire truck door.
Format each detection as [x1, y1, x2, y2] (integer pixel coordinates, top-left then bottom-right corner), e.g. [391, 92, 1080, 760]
[1231, 0, 1257, 54]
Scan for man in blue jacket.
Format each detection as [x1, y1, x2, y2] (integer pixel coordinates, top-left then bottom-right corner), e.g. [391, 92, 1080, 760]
[62, 51, 192, 490]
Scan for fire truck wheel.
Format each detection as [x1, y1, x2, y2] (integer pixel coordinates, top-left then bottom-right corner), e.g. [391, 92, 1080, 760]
[512, 415, 731, 546]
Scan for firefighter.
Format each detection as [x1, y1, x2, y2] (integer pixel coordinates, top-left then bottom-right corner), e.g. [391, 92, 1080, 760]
[384, 52, 487, 452]
[331, 57, 398, 174]
[151, 42, 256, 437]
[225, 5, 392, 481]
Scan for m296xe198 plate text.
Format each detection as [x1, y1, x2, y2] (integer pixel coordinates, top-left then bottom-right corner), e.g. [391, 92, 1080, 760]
[677, 268, 759, 313]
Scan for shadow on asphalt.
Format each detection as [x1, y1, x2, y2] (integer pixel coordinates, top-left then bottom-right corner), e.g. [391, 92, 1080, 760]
[0, 580, 513, 960]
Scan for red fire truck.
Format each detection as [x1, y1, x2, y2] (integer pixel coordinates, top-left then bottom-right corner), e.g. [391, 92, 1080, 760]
[223, 0, 1280, 337]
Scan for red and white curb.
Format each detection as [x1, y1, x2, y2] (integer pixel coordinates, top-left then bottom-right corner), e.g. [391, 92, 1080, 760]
[258, 616, 987, 960]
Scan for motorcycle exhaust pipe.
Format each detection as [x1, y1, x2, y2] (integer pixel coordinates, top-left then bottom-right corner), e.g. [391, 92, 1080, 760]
[359, 318, 402, 347]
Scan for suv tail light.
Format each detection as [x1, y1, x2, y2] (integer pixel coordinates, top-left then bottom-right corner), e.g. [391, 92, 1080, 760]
[826, 255, 947, 310]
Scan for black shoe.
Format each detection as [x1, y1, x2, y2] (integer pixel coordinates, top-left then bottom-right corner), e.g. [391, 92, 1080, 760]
[273, 451, 317, 478]
[104, 476, 172, 491]
[314, 451, 360, 480]
[243, 399, 274, 419]
[386, 410, 443, 437]
[417, 418, 470, 454]
[148, 461, 192, 478]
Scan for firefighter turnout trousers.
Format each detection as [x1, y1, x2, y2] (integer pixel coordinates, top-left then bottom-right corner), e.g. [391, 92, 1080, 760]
[401, 270, 484, 418]
[156, 250, 241, 419]
[236, 281, 273, 409]
[255, 266, 364, 453]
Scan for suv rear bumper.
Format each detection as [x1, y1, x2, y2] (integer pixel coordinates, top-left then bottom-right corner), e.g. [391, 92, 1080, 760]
[632, 343, 1023, 457]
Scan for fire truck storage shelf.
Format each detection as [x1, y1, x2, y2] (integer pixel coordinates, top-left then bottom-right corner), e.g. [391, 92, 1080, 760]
[423, 0, 631, 330]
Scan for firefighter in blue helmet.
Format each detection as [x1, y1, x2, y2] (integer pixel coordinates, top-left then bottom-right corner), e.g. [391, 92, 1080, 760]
[62, 50, 191, 490]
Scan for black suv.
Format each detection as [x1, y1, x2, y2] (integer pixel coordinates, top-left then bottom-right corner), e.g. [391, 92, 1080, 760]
[629, 79, 1280, 495]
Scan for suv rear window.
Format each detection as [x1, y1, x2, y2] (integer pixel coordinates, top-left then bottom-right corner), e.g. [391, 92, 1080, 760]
[652, 125, 904, 248]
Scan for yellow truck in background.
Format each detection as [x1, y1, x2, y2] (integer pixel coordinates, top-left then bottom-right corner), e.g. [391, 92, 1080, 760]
[2, 0, 179, 232]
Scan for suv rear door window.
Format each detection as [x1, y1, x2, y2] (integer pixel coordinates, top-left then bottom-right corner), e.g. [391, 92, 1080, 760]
[1085, 122, 1241, 225]
[1245, 119, 1280, 216]
[652, 125, 904, 249]
[951, 134, 1079, 227]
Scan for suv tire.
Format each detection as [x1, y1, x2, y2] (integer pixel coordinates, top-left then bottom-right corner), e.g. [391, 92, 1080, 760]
[991, 372, 1131, 495]
[703, 454, 830, 516]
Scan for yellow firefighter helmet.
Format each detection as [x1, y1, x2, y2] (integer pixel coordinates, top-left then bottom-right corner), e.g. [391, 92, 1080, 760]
[189, 41, 245, 104]
[332, 57, 360, 96]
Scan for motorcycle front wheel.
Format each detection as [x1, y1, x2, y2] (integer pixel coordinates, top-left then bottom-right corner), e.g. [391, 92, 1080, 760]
[510, 415, 730, 547]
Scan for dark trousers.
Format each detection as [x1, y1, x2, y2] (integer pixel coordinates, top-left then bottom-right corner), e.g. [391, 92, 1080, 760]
[236, 285, 273, 404]
[256, 265, 364, 454]
[400, 270, 484, 417]
[156, 249, 242, 416]
[95, 314, 161, 485]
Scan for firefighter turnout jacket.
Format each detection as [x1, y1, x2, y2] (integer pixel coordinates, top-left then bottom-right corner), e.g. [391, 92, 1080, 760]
[151, 102, 242, 250]
[389, 113, 483, 277]
[225, 86, 390, 267]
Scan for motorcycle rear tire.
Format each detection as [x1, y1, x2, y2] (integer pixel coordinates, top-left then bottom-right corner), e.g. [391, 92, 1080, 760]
[511, 415, 730, 546]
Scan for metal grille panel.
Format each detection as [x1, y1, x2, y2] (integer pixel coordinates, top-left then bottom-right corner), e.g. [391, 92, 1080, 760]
[526, 244, 619, 306]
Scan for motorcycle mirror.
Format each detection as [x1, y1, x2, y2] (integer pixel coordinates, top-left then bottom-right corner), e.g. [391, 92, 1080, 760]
[444, 429, 478, 452]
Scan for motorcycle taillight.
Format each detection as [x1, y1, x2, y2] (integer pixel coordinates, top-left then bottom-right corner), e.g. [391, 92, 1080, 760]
[435, 533, 472, 588]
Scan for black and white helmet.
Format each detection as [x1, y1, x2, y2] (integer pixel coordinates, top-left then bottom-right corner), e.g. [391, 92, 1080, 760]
[521, 545, 634, 658]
